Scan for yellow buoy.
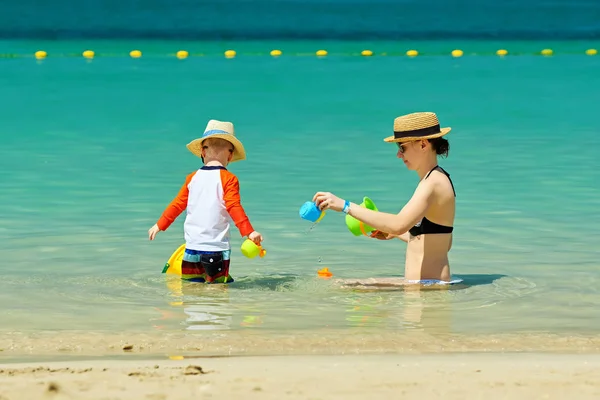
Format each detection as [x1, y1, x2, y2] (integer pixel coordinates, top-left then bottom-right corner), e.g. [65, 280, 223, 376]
[451, 49, 463, 58]
[585, 49, 597, 56]
[224, 50, 236, 58]
[496, 49, 508, 56]
[82, 50, 94, 59]
[361, 50, 373, 57]
[34, 50, 47, 59]
[406, 49, 418, 57]
[541, 49, 553, 56]
[130, 50, 142, 58]
[270, 49, 282, 57]
[176, 50, 188, 59]
[316, 49, 328, 57]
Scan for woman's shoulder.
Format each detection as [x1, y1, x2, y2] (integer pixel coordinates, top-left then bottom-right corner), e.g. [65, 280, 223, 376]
[428, 167, 456, 198]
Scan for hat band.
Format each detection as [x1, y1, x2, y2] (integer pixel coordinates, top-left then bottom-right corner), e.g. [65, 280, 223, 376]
[203, 129, 230, 137]
[394, 124, 440, 139]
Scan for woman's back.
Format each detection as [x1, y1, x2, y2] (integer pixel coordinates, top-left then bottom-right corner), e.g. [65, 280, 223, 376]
[405, 167, 455, 281]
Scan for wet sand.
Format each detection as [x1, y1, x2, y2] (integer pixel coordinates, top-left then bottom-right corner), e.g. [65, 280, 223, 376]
[1, 353, 599, 399]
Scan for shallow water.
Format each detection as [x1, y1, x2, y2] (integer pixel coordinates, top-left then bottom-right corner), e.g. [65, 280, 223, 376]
[0, 39, 599, 356]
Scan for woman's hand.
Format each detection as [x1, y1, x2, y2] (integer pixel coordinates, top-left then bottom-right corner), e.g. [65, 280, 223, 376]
[369, 230, 396, 240]
[313, 192, 345, 212]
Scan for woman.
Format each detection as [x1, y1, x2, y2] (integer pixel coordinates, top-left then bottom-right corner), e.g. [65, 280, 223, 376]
[313, 112, 458, 287]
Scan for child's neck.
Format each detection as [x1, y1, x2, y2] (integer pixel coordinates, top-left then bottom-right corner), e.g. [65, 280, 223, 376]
[204, 157, 228, 168]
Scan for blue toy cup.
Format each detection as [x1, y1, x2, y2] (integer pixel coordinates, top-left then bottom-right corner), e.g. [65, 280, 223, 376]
[299, 201, 325, 223]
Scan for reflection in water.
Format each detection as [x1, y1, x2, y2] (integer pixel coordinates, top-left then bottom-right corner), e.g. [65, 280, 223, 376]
[341, 285, 454, 333]
[343, 297, 385, 328]
[149, 272, 519, 335]
[401, 288, 452, 333]
[335, 273, 510, 333]
[154, 276, 265, 331]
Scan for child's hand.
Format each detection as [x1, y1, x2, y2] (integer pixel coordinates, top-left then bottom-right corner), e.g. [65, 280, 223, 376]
[248, 231, 263, 245]
[148, 224, 160, 240]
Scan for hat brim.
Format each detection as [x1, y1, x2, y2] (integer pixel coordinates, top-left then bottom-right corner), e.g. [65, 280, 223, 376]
[187, 134, 247, 162]
[383, 127, 451, 143]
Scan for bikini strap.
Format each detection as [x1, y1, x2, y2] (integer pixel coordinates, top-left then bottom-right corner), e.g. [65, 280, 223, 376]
[437, 166, 456, 197]
[425, 165, 456, 197]
[425, 165, 439, 179]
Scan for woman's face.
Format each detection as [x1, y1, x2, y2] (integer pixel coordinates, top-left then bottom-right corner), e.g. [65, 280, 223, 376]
[396, 140, 422, 169]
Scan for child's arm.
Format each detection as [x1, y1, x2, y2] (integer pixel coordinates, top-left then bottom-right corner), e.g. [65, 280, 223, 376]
[221, 171, 258, 240]
[148, 172, 194, 240]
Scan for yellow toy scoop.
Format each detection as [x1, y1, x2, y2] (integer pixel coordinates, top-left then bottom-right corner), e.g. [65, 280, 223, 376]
[162, 243, 185, 275]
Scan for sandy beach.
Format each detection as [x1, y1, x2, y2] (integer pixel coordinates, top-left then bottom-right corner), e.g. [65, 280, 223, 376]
[1, 353, 599, 399]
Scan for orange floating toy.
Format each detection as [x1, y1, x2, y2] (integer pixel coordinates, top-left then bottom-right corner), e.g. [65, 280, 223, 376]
[317, 267, 333, 278]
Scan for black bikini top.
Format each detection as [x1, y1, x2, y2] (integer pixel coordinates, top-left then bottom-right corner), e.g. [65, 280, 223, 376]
[408, 165, 455, 237]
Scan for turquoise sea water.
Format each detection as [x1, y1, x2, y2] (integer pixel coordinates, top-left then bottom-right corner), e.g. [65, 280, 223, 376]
[1, 40, 599, 357]
[3, 0, 600, 40]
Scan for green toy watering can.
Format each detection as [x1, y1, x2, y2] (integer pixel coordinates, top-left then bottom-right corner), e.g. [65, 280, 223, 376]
[345, 197, 379, 236]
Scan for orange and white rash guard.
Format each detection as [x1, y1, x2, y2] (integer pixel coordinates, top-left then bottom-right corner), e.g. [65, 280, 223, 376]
[156, 166, 254, 252]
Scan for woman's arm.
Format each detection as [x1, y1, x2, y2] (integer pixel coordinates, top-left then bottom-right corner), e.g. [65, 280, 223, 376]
[313, 181, 434, 236]
[371, 231, 410, 242]
[397, 232, 411, 242]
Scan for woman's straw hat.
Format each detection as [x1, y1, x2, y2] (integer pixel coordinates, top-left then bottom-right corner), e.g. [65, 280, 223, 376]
[383, 112, 451, 143]
[186, 119, 247, 162]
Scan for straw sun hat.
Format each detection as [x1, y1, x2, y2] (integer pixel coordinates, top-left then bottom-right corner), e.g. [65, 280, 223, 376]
[383, 112, 451, 143]
[186, 119, 247, 162]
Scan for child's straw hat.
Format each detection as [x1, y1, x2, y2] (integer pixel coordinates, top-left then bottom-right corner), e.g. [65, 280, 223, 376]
[187, 119, 246, 162]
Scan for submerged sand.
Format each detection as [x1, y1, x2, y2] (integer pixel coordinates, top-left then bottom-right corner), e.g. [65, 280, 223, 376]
[1, 354, 600, 399]
[2, 330, 600, 359]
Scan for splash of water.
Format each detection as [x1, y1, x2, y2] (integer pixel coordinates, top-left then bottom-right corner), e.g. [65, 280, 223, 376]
[304, 221, 321, 234]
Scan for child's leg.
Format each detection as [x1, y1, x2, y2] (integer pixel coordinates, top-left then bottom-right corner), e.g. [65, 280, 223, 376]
[201, 250, 233, 284]
[181, 249, 207, 282]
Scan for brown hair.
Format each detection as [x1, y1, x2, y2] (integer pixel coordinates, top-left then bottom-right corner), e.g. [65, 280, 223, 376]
[428, 137, 449, 157]
[202, 137, 234, 151]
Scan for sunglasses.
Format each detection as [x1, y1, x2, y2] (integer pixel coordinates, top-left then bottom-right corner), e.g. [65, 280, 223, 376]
[396, 141, 414, 154]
